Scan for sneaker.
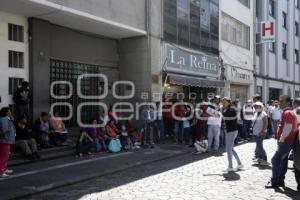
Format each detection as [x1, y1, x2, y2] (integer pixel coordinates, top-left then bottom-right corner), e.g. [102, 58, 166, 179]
[5, 169, 13, 174]
[0, 173, 9, 178]
[237, 164, 244, 169]
[223, 168, 236, 173]
[259, 160, 270, 166]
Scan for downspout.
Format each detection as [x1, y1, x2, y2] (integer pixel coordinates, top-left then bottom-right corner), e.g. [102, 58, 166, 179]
[253, 0, 257, 98]
[146, 0, 152, 101]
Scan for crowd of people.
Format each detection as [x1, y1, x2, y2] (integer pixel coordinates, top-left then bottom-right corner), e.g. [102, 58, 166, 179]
[0, 81, 299, 192]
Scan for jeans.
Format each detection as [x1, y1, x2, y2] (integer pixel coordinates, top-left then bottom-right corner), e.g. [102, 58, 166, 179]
[295, 167, 300, 191]
[17, 104, 31, 124]
[174, 121, 184, 143]
[242, 120, 252, 139]
[271, 120, 280, 138]
[156, 120, 165, 143]
[164, 118, 174, 137]
[226, 131, 242, 168]
[94, 139, 106, 152]
[183, 127, 190, 145]
[254, 135, 267, 161]
[0, 144, 10, 175]
[15, 139, 38, 156]
[76, 142, 93, 155]
[142, 122, 154, 146]
[208, 125, 220, 151]
[271, 143, 293, 185]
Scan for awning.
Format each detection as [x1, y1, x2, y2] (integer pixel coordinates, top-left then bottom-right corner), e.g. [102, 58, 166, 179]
[168, 73, 225, 88]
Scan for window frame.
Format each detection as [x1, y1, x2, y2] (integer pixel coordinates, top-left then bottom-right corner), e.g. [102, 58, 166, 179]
[295, 49, 299, 64]
[282, 43, 287, 60]
[8, 50, 24, 68]
[283, 12, 287, 29]
[269, 0, 275, 18]
[296, 22, 299, 36]
[8, 23, 24, 42]
[8, 77, 24, 95]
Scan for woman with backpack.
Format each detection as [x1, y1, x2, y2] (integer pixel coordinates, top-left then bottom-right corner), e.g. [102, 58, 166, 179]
[105, 120, 122, 153]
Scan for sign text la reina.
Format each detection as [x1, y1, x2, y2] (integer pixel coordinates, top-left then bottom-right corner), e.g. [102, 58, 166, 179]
[169, 49, 218, 71]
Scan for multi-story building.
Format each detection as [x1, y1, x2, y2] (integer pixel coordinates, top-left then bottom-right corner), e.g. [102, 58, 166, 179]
[220, 0, 255, 104]
[256, 0, 300, 102]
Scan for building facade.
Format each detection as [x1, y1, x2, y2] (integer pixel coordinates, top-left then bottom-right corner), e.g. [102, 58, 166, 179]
[256, 0, 300, 102]
[220, 0, 255, 104]
[0, 11, 29, 109]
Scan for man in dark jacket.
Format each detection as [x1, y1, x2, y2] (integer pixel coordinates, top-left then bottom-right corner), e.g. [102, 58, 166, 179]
[13, 81, 31, 122]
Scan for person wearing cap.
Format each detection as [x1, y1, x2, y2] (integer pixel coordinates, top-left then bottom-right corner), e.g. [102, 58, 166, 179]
[270, 100, 281, 138]
[266, 95, 298, 188]
[241, 100, 255, 140]
[252, 102, 269, 166]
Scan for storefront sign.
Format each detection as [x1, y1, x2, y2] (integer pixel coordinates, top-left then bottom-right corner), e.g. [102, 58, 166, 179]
[165, 45, 219, 78]
[227, 66, 253, 83]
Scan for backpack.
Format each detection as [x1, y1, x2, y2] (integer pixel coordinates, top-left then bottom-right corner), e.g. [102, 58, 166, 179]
[108, 138, 122, 153]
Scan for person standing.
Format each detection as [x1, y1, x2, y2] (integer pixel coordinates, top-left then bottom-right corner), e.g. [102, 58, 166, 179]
[207, 102, 222, 153]
[155, 102, 165, 144]
[252, 102, 269, 166]
[270, 100, 281, 138]
[240, 100, 255, 140]
[0, 107, 15, 178]
[266, 95, 298, 188]
[222, 97, 243, 172]
[293, 98, 300, 191]
[13, 81, 31, 122]
[141, 104, 155, 148]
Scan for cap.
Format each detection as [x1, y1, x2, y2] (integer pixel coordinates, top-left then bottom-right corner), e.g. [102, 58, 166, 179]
[253, 101, 264, 107]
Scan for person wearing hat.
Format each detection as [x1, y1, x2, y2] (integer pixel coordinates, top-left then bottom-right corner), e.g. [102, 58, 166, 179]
[252, 102, 269, 166]
[270, 100, 281, 138]
[241, 99, 255, 140]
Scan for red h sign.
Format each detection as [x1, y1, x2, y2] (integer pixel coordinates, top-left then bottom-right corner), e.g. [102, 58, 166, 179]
[261, 21, 275, 42]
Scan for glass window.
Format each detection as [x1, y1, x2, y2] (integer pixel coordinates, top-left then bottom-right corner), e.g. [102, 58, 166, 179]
[164, 0, 177, 43]
[201, 31, 210, 51]
[283, 12, 287, 29]
[177, 0, 190, 47]
[210, 34, 218, 54]
[269, 0, 275, 17]
[8, 23, 24, 42]
[269, 42, 275, 53]
[296, 22, 299, 36]
[282, 43, 287, 59]
[238, 0, 250, 8]
[210, 1, 219, 35]
[200, 0, 210, 32]
[190, 0, 201, 49]
[221, 12, 250, 49]
[296, 0, 299, 8]
[8, 50, 24, 68]
[295, 49, 299, 64]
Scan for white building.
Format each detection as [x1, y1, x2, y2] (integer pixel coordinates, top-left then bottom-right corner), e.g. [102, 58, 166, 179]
[220, 0, 255, 104]
[0, 11, 29, 108]
[256, 0, 300, 102]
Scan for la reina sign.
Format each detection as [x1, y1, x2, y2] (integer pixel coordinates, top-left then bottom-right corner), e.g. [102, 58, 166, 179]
[165, 45, 219, 78]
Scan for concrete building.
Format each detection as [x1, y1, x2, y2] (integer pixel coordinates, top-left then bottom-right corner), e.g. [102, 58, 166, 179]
[256, 0, 300, 102]
[220, 0, 255, 104]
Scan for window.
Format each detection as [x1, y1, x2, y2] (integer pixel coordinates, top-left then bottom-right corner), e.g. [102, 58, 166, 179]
[177, 0, 190, 46]
[295, 91, 300, 98]
[9, 51, 24, 68]
[8, 23, 24, 42]
[238, 0, 250, 8]
[283, 12, 287, 29]
[282, 43, 287, 59]
[269, 0, 275, 17]
[8, 78, 23, 95]
[269, 42, 275, 53]
[221, 12, 250, 49]
[296, 0, 299, 8]
[295, 49, 299, 64]
[163, 0, 219, 54]
[296, 22, 299, 36]
[163, 0, 177, 43]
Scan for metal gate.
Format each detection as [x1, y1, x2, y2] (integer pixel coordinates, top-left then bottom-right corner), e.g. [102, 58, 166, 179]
[50, 59, 118, 127]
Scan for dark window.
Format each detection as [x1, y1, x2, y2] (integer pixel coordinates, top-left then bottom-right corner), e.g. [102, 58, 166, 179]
[164, 0, 177, 43]
[190, 0, 201, 49]
[201, 31, 210, 51]
[9, 77, 23, 95]
[200, 0, 210, 32]
[210, 1, 219, 35]
[8, 23, 24, 42]
[269, 0, 275, 17]
[296, 0, 299, 8]
[296, 22, 299, 36]
[283, 12, 287, 29]
[295, 49, 299, 64]
[282, 43, 287, 59]
[238, 0, 250, 8]
[210, 34, 218, 54]
[9, 51, 24, 68]
[269, 42, 275, 53]
[177, 0, 190, 46]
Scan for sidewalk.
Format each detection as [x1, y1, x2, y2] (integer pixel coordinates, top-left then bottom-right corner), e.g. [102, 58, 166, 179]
[0, 144, 191, 200]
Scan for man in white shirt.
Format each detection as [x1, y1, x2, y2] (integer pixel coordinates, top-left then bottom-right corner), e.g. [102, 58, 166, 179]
[241, 100, 255, 140]
[207, 103, 222, 152]
[270, 100, 281, 138]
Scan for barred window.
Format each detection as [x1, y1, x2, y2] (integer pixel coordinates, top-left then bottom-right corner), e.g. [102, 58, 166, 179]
[9, 51, 24, 68]
[9, 77, 24, 95]
[8, 23, 24, 42]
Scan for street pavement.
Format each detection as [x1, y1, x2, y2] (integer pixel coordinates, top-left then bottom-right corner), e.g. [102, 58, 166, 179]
[24, 139, 299, 200]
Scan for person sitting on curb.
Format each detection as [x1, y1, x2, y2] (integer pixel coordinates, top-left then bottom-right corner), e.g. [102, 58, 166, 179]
[87, 119, 106, 152]
[15, 115, 40, 160]
[76, 129, 93, 157]
[33, 112, 52, 149]
[49, 111, 68, 146]
[193, 135, 208, 155]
